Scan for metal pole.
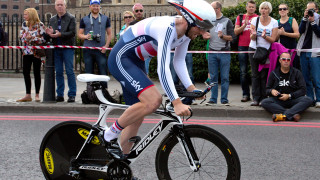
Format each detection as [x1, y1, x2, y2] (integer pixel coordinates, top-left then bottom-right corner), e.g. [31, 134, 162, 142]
[43, 43, 56, 103]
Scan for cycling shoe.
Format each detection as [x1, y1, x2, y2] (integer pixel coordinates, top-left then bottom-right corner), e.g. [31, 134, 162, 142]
[98, 131, 124, 160]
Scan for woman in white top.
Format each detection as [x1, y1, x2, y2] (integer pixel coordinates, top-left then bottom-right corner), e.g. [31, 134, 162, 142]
[249, 1, 278, 106]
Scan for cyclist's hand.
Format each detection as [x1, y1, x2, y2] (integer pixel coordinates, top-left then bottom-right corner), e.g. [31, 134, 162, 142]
[193, 89, 205, 100]
[172, 99, 191, 116]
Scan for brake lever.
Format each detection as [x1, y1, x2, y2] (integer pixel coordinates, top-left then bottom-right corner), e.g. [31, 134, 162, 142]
[185, 108, 193, 121]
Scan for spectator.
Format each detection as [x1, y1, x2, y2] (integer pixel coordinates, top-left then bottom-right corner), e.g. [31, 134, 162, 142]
[296, 1, 320, 108]
[130, 3, 145, 25]
[261, 52, 313, 122]
[45, 0, 77, 103]
[78, 0, 111, 86]
[17, 8, 46, 102]
[206, 1, 234, 106]
[234, 0, 258, 103]
[117, 11, 134, 39]
[249, 1, 278, 106]
[277, 3, 300, 69]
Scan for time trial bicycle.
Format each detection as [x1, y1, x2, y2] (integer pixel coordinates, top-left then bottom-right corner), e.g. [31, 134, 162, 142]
[39, 74, 241, 180]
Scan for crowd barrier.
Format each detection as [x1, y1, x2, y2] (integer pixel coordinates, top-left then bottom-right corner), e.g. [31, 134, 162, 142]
[1, 45, 320, 53]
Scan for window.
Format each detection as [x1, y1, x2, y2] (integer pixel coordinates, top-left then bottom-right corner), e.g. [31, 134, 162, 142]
[25, 0, 30, 2]
[13, 5, 19, 9]
[117, 0, 121, 3]
[47, 0, 51, 3]
[1, 13, 7, 19]
[35, 6, 39, 10]
[157, 0, 162, 4]
[1, 4, 7, 9]
[35, 0, 39, 2]
[12, 14, 19, 19]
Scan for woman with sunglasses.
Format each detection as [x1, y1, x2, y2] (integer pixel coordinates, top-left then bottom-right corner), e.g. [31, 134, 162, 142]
[118, 11, 135, 39]
[277, 3, 300, 69]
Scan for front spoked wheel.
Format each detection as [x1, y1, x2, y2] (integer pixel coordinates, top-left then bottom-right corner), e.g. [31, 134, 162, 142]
[39, 121, 109, 180]
[155, 125, 241, 180]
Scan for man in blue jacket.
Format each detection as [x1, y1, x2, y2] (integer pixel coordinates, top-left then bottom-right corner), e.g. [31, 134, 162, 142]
[261, 52, 313, 122]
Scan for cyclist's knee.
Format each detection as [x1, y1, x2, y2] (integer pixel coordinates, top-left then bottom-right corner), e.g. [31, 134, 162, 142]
[142, 94, 162, 113]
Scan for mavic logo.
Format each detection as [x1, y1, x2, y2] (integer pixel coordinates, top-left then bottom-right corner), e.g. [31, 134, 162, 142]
[136, 36, 147, 43]
[131, 80, 143, 92]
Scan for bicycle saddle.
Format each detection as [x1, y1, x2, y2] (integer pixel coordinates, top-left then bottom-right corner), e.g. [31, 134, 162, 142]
[77, 74, 110, 83]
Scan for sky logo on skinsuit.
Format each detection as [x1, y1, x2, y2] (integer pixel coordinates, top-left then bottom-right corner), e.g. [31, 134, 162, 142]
[131, 80, 143, 92]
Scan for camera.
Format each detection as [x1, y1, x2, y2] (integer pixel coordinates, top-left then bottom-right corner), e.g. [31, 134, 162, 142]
[92, 34, 101, 43]
[308, 9, 315, 17]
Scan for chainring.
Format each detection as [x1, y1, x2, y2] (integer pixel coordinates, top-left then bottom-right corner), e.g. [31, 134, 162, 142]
[106, 160, 132, 180]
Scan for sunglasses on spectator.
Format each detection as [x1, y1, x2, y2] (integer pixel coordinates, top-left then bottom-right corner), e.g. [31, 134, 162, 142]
[279, 8, 288, 11]
[280, 58, 291, 62]
[135, 9, 143, 13]
[124, 16, 133, 19]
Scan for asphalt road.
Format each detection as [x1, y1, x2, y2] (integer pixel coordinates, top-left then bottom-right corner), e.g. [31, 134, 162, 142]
[0, 113, 320, 180]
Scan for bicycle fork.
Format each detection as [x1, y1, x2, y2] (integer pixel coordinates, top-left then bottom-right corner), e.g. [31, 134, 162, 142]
[173, 125, 201, 172]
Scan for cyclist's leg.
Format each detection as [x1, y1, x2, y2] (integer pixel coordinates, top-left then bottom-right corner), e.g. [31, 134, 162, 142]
[107, 47, 162, 153]
[119, 86, 161, 154]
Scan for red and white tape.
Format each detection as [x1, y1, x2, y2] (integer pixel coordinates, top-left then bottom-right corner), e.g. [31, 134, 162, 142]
[0, 45, 320, 53]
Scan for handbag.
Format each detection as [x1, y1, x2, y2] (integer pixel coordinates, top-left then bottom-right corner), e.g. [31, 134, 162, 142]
[253, 17, 269, 64]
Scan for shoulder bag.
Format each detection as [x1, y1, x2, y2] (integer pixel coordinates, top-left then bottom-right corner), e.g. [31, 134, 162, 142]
[253, 17, 269, 64]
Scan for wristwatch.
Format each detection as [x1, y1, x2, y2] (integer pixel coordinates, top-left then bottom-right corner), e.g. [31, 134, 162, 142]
[288, 94, 292, 99]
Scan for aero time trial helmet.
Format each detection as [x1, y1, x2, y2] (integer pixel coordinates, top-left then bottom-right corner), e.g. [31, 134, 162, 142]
[167, 0, 216, 31]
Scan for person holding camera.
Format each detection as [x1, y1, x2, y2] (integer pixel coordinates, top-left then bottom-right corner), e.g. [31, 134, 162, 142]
[78, 0, 111, 81]
[296, 1, 320, 108]
[45, 0, 77, 103]
[261, 52, 313, 122]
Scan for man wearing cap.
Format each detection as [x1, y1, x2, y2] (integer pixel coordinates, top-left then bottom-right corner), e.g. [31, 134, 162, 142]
[78, 0, 111, 84]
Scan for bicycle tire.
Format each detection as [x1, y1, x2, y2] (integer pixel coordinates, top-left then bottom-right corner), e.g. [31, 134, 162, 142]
[155, 125, 241, 180]
[39, 121, 109, 180]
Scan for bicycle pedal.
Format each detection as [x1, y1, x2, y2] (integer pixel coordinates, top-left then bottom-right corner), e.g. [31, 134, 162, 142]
[128, 136, 141, 144]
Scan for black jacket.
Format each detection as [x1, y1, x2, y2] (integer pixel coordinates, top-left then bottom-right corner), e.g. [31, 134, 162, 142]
[47, 12, 76, 46]
[266, 67, 306, 99]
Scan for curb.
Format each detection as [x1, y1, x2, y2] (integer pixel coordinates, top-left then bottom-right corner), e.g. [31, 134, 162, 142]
[1, 103, 319, 120]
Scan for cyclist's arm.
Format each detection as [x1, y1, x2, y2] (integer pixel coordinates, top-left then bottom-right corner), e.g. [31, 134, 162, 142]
[173, 38, 193, 91]
[155, 26, 180, 102]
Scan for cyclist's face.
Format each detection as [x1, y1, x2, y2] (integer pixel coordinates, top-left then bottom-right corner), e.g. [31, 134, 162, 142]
[187, 26, 206, 40]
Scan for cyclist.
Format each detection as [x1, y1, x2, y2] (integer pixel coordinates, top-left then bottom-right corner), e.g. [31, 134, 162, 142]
[102, 0, 216, 157]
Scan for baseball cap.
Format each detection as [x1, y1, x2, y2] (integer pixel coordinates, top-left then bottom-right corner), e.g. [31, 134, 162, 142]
[90, 0, 100, 5]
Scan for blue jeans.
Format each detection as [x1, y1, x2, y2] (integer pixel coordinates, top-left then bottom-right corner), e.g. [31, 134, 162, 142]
[145, 57, 152, 75]
[54, 48, 77, 97]
[208, 53, 231, 103]
[238, 46, 250, 97]
[83, 49, 107, 75]
[170, 53, 194, 84]
[300, 52, 320, 102]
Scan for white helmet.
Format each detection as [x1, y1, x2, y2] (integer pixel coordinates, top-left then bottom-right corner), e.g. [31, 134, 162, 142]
[168, 0, 216, 31]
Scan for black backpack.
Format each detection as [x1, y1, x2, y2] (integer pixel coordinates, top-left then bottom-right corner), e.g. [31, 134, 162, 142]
[230, 14, 243, 51]
[81, 82, 121, 104]
[0, 27, 8, 46]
